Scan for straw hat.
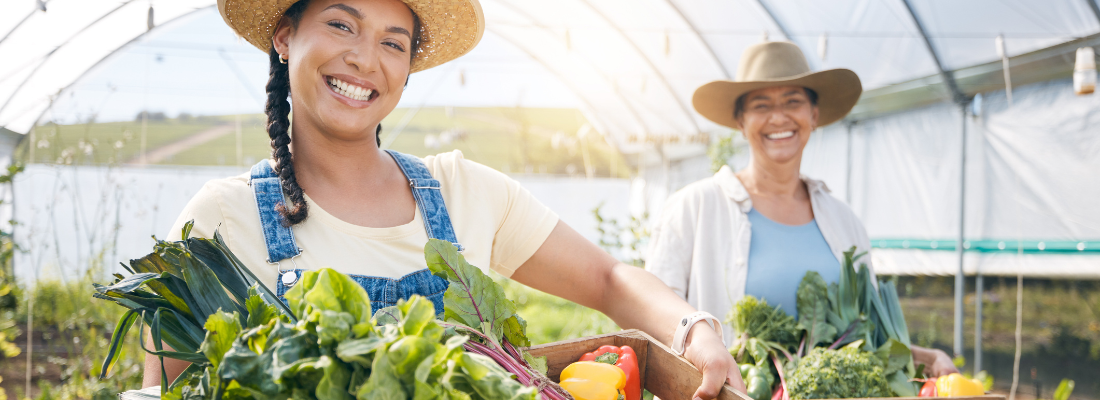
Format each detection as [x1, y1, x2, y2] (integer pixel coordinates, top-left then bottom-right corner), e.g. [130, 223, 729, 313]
[693, 41, 862, 128]
[217, 0, 485, 73]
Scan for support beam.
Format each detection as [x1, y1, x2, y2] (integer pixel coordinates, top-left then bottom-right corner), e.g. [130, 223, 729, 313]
[900, 0, 967, 105]
[658, 0, 730, 79]
[953, 103, 968, 358]
[25, 6, 209, 134]
[576, 0, 703, 135]
[486, 0, 655, 138]
[0, 1, 138, 121]
[1087, 0, 1100, 26]
[0, 8, 40, 48]
[487, 26, 643, 145]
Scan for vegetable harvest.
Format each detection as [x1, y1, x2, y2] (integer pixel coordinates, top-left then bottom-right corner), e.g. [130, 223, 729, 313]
[727, 247, 930, 400]
[94, 223, 573, 400]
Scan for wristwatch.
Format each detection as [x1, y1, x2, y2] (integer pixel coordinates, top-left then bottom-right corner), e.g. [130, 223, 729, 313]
[671, 311, 723, 356]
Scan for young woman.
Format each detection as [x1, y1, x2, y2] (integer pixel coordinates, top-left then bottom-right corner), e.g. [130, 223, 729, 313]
[647, 41, 958, 376]
[144, 0, 743, 397]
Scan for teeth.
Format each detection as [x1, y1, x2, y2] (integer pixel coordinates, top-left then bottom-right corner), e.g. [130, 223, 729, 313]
[328, 77, 373, 101]
[766, 131, 794, 140]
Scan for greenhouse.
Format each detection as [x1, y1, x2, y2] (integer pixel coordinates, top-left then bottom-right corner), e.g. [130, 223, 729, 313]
[0, 0, 1097, 399]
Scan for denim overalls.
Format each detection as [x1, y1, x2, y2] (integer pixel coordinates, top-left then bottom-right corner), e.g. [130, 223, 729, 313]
[249, 150, 462, 315]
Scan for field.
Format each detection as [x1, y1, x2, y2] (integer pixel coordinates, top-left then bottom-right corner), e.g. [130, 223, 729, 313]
[23, 107, 632, 178]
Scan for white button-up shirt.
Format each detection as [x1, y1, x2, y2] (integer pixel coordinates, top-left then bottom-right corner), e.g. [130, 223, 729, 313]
[645, 166, 874, 344]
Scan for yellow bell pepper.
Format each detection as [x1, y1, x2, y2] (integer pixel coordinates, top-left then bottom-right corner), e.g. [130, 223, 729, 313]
[559, 361, 626, 400]
[936, 373, 985, 397]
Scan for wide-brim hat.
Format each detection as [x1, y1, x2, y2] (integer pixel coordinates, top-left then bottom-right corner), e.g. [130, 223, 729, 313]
[693, 41, 862, 129]
[217, 0, 485, 73]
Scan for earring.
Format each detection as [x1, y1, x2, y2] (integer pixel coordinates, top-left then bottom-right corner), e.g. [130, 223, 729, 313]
[279, 54, 288, 64]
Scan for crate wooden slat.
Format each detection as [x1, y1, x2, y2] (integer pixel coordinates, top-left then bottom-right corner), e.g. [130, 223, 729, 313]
[527, 329, 1007, 400]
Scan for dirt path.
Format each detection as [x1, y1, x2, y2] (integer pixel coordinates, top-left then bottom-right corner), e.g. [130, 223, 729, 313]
[128, 123, 234, 165]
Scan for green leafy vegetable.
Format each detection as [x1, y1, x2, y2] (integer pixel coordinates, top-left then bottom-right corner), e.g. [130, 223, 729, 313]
[796, 272, 836, 348]
[786, 347, 892, 399]
[727, 295, 799, 349]
[425, 239, 530, 347]
[100, 226, 550, 400]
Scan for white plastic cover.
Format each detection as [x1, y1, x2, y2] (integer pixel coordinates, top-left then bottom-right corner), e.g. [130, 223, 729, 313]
[3, 0, 1099, 144]
[803, 79, 1100, 277]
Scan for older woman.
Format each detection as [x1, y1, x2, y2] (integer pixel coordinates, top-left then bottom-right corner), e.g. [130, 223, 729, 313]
[647, 41, 957, 376]
[144, 0, 742, 396]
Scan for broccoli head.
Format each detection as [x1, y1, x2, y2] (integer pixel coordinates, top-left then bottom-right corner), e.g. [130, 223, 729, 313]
[787, 347, 892, 399]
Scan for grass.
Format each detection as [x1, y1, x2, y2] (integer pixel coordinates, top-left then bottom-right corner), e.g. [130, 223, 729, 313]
[24, 108, 633, 178]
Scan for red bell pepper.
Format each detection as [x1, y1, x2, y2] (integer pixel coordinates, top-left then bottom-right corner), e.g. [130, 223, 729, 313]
[580, 345, 641, 400]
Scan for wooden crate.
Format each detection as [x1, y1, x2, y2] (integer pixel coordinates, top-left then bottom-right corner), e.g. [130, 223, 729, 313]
[527, 329, 747, 400]
[526, 329, 1007, 400]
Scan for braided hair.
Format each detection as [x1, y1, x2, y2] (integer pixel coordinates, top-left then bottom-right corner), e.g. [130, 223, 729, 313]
[266, 0, 421, 225]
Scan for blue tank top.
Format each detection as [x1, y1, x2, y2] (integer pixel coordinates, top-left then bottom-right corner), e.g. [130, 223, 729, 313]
[744, 208, 841, 317]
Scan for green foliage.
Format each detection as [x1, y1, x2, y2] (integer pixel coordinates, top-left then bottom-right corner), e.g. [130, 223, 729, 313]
[10, 267, 146, 400]
[796, 272, 836, 348]
[92, 222, 293, 395]
[167, 287, 537, 400]
[786, 347, 893, 399]
[425, 239, 531, 348]
[707, 130, 740, 172]
[499, 279, 618, 346]
[592, 203, 649, 267]
[727, 296, 799, 350]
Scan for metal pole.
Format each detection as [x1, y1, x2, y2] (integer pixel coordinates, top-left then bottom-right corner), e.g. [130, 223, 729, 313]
[974, 272, 983, 372]
[953, 104, 968, 357]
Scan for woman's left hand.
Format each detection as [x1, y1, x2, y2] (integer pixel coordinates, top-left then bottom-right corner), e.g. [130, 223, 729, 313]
[924, 350, 959, 377]
[911, 345, 959, 377]
[684, 323, 745, 400]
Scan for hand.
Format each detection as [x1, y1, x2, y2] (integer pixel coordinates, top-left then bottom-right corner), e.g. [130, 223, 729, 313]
[683, 323, 745, 400]
[924, 349, 959, 377]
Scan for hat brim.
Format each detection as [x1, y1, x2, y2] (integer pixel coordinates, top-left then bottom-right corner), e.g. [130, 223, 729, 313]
[692, 69, 862, 129]
[217, 0, 484, 73]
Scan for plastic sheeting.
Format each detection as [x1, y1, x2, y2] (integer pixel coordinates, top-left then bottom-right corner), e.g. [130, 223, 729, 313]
[808, 79, 1100, 277]
[3, 0, 1100, 146]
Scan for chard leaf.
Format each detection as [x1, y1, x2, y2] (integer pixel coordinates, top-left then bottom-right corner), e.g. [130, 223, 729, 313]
[200, 310, 242, 370]
[796, 271, 836, 347]
[424, 239, 530, 347]
[455, 353, 539, 400]
[523, 351, 549, 375]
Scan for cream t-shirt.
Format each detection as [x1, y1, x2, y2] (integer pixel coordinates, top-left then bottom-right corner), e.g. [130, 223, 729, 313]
[166, 150, 559, 288]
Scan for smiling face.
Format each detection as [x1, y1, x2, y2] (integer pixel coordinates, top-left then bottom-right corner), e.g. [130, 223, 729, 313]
[272, 0, 416, 143]
[734, 85, 819, 167]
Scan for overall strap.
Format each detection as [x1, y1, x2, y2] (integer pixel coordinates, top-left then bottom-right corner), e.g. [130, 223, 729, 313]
[385, 150, 464, 251]
[249, 160, 302, 263]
